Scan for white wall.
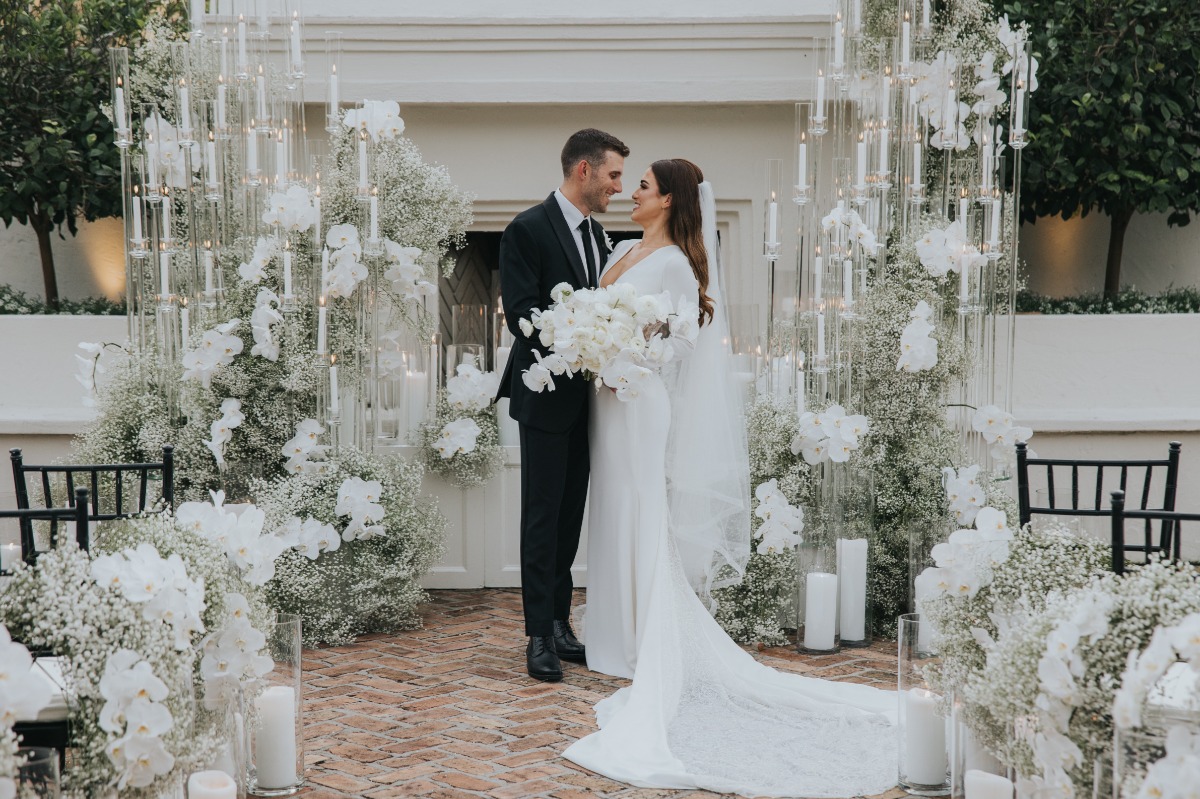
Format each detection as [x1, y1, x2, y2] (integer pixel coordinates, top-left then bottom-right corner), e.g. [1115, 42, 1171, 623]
[1020, 212, 1200, 298]
[0, 218, 126, 302]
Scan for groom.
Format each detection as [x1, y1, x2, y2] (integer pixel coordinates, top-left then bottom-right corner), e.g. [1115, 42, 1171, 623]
[496, 128, 628, 682]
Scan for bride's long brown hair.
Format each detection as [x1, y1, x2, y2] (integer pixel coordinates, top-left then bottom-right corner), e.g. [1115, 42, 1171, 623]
[650, 158, 715, 326]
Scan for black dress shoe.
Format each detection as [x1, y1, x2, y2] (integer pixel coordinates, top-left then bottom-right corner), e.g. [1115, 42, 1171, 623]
[526, 636, 563, 682]
[552, 619, 586, 663]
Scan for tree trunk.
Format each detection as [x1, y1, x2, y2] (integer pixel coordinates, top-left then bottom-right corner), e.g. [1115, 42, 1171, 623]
[1104, 206, 1134, 301]
[31, 210, 59, 310]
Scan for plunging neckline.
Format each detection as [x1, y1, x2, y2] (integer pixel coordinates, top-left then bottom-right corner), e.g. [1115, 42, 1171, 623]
[600, 242, 679, 288]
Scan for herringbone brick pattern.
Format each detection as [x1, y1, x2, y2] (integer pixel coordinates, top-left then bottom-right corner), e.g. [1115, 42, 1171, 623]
[299, 589, 907, 799]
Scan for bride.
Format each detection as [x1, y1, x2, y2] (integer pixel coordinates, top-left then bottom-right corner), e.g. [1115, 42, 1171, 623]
[564, 159, 899, 798]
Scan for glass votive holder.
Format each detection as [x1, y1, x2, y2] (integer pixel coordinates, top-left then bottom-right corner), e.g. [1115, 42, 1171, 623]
[899, 613, 950, 795]
[17, 747, 61, 798]
[248, 613, 304, 796]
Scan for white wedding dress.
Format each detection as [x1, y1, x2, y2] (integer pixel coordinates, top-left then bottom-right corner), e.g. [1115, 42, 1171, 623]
[564, 238, 898, 798]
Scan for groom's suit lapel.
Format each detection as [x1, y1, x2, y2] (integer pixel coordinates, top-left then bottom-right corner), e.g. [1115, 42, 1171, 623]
[541, 194, 590, 289]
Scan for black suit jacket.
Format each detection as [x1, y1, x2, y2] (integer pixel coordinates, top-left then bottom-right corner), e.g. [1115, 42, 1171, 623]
[496, 193, 611, 433]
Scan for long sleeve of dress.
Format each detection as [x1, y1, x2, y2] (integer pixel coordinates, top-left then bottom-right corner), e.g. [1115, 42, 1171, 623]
[660, 252, 701, 362]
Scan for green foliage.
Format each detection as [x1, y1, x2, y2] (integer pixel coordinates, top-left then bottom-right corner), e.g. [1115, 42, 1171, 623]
[1015, 285, 1200, 314]
[1000, 0, 1200, 293]
[0, 283, 125, 314]
[0, 1, 186, 304]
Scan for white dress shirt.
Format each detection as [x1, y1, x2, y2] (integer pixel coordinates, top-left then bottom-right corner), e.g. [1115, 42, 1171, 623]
[554, 189, 601, 283]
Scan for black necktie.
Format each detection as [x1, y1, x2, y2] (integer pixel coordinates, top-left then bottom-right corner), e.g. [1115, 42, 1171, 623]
[578, 219, 597, 288]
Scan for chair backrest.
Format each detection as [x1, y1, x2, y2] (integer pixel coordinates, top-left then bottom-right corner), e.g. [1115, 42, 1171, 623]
[1109, 490, 1200, 575]
[1016, 440, 1181, 557]
[0, 487, 90, 572]
[10, 445, 174, 521]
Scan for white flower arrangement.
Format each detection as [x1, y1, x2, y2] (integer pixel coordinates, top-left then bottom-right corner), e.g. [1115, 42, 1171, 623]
[418, 394, 503, 488]
[253, 448, 445, 646]
[968, 561, 1200, 796]
[445, 362, 500, 413]
[342, 100, 405, 142]
[261, 185, 316, 232]
[520, 282, 699, 401]
[972, 404, 1034, 462]
[820, 202, 879, 253]
[789, 403, 871, 465]
[204, 398, 245, 468]
[897, 300, 939, 372]
[281, 418, 328, 475]
[752, 479, 804, 555]
[943, 464, 987, 526]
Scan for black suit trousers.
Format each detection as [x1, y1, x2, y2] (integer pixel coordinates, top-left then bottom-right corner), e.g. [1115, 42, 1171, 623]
[518, 405, 590, 636]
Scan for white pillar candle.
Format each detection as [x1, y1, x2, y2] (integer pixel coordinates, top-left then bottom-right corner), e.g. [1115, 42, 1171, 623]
[833, 21, 844, 65]
[989, 196, 1002, 249]
[204, 250, 214, 294]
[159, 252, 171, 295]
[816, 312, 826, 358]
[842, 259, 854, 306]
[766, 200, 778, 244]
[216, 82, 227, 128]
[328, 68, 339, 115]
[921, 0, 931, 32]
[316, 299, 327, 353]
[114, 84, 127, 130]
[958, 196, 969, 225]
[959, 255, 970, 303]
[495, 345, 511, 375]
[329, 364, 340, 413]
[797, 141, 807, 188]
[290, 20, 302, 72]
[131, 194, 143, 241]
[901, 19, 911, 64]
[965, 732, 1007, 776]
[256, 74, 267, 121]
[496, 398, 520, 446]
[837, 538, 868, 641]
[187, 770, 236, 799]
[803, 572, 838, 650]
[964, 770, 1012, 799]
[1014, 83, 1026, 130]
[981, 143, 994, 193]
[313, 193, 321, 240]
[179, 85, 192, 134]
[283, 248, 293, 297]
[1, 542, 19, 571]
[905, 688, 948, 786]
[180, 305, 190, 347]
[275, 134, 286, 184]
[246, 128, 257, 174]
[357, 132, 368, 191]
[856, 139, 867, 186]
[813, 255, 823, 299]
[406, 371, 429, 430]
[220, 34, 229, 78]
[161, 194, 171, 239]
[205, 138, 218, 188]
[878, 127, 890, 174]
[370, 193, 379, 240]
[237, 17, 247, 72]
[815, 74, 826, 116]
[913, 142, 922, 187]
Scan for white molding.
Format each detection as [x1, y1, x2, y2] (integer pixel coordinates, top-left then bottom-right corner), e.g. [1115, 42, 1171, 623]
[293, 17, 824, 103]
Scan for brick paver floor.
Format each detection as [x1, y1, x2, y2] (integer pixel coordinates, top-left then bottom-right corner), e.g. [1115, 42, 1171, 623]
[300, 589, 907, 799]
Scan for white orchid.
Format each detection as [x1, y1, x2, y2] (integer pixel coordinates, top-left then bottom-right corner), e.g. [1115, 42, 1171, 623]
[261, 184, 316, 232]
[324, 246, 368, 298]
[897, 300, 939, 372]
[280, 418, 327, 472]
[382, 240, 436, 300]
[752, 479, 804, 554]
[434, 418, 482, 461]
[249, 288, 283, 362]
[0, 626, 53, 727]
[325, 223, 361, 253]
[942, 464, 986, 525]
[445, 362, 500, 412]
[182, 320, 244, 387]
[203, 398, 245, 467]
[972, 404, 1034, 461]
[789, 404, 870, 465]
[143, 113, 197, 189]
[342, 99, 405, 141]
[335, 477, 387, 540]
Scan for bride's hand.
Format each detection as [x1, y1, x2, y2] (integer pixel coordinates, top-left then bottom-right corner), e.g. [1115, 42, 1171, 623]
[643, 320, 669, 339]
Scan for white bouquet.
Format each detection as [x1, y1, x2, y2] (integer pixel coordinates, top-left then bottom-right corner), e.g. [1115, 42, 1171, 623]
[518, 282, 698, 401]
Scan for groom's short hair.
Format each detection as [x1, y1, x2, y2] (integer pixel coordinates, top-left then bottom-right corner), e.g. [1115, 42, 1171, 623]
[561, 129, 630, 177]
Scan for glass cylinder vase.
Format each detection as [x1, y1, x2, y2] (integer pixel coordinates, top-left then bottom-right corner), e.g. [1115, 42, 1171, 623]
[16, 747, 60, 798]
[796, 536, 839, 654]
[248, 613, 304, 797]
[949, 691, 1010, 799]
[899, 613, 950, 795]
[829, 464, 875, 647]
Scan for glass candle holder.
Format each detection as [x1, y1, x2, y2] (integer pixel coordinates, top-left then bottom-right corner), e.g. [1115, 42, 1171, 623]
[16, 747, 60, 798]
[796, 493, 839, 654]
[950, 690, 1009, 799]
[898, 613, 950, 794]
[109, 47, 133, 147]
[763, 158, 783, 260]
[248, 613, 304, 797]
